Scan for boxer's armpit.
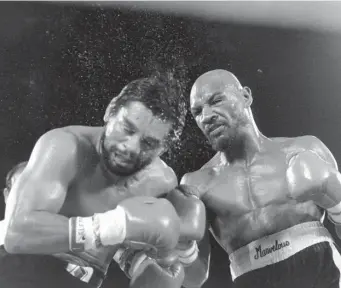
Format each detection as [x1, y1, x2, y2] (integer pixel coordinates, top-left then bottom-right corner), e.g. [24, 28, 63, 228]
[4, 129, 79, 254]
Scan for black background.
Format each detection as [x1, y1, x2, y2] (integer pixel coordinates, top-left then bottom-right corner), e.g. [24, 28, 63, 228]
[1, 2, 341, 287]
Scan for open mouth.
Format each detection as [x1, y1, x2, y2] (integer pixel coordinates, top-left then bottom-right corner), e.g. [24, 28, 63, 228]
[109, 151, 131, 166]
[207, 125, 224, 135]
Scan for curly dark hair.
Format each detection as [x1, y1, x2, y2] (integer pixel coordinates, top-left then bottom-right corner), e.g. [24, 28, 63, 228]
[105, 72, 187, 147]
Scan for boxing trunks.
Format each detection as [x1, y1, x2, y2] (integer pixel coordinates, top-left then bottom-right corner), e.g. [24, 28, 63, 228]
[0, 245, 106, 288]
[230, 221, 341, 288]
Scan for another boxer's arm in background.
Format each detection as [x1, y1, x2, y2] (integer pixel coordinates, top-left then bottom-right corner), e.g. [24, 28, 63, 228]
[177, 173, 210, 288]
[4, 129, 79, 254]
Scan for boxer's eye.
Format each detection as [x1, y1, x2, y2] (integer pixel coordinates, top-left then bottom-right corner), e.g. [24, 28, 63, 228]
[192, 109, 201, 117]
[211, 97, 222, 105]
[123, 125, 134, 135]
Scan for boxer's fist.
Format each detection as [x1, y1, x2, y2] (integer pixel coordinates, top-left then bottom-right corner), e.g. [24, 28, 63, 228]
[114, 247, 179, 279]
[119, 197, 181, 256]
[167, 185, 206, 242]
[130, 260, 185, 288]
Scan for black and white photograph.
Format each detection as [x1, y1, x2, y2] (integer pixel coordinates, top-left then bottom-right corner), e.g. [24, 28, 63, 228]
[0, 1, 341, 288]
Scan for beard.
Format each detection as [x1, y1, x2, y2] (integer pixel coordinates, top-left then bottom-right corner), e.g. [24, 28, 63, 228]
[209, 125, 236, 151]
[99, 136, 151, 177]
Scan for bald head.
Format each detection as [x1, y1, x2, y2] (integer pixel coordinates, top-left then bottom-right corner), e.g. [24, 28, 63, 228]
[189, 70, 254, 151]
[190, 70, 243, 102]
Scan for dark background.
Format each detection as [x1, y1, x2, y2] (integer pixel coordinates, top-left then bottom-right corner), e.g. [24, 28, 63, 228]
[1, 2, 341, 287]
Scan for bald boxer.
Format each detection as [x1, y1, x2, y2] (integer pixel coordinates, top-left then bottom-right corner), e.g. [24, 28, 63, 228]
[2, 76, 191, 288]
[181, 69, 341, 288]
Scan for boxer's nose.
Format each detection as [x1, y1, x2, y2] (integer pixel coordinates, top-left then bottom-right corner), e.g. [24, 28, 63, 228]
[201, 106, 217, 125]
[119, 135, 140, 157]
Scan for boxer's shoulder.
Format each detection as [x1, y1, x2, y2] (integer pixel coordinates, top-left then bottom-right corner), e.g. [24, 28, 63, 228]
[36, 127, 80, 156]
[277, 135, 337, 168]
[43, 126, 102, 154]
[32, 127, 98, 171]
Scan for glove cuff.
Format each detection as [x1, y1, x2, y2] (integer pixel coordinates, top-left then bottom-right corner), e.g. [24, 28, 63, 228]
[69, 207, 127, 252]
[176, 241, 198, 266]
[327, 201, 341, 224]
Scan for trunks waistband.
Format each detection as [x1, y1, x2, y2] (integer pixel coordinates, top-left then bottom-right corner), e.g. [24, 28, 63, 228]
[229, 221, 333, 281]
[0, 246, 105, 288]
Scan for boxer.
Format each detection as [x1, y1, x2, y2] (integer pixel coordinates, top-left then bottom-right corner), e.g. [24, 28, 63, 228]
[181, 69, 341, 288]
[2, 76, 190, 288]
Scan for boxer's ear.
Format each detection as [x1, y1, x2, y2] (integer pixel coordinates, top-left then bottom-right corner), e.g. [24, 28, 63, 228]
[243, 86, 253, 107]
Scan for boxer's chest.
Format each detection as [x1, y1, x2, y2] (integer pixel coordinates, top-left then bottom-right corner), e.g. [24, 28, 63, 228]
[61, 166, 141, 217]
[203, 152, 293, 216]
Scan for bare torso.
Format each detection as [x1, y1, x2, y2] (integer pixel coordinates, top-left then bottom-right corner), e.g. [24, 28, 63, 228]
[185, 136, 324, 254]
[55, 126, 175, 271]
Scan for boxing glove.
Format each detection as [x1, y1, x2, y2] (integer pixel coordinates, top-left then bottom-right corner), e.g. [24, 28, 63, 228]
[113, 246, 177, 277]
[287, 150, 341, 209]
[167, 185, 206, 266]
[129, 259, 185, 288]
[69, 197, 181, 259]
[167, 185, 206, 242]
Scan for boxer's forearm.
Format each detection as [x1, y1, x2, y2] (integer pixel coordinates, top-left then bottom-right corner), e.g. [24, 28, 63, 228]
[4, 211, 69, 254]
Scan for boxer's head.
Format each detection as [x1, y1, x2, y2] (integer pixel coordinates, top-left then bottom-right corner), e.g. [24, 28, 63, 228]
[3, 161, 27, 204]
[190, 69, 253, 151]
[101, 76, 186, 176]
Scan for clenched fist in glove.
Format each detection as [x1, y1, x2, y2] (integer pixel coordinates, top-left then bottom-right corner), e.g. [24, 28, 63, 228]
[69, 196, 181, 260]
[114, 246, 185, 288]
[166, 185, 206, 266]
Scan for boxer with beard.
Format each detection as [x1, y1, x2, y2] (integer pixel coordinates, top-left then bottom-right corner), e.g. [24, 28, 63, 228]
[2, 76, 199, 288]
[180, 69, 341, 288]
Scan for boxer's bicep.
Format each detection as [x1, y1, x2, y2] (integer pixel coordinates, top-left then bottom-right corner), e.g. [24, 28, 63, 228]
[4, 130, 80, 253]
[7, 129, 78, 218]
